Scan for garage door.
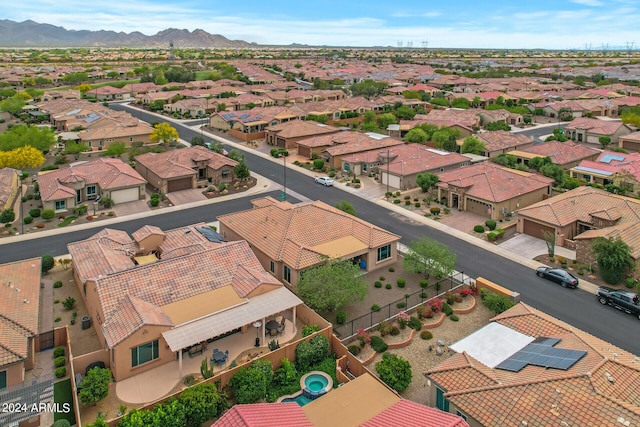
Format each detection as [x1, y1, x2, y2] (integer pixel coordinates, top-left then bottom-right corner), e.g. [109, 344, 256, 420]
[622, 140, 640, 152]
[110, 187, 140, 204]
[380, 172, 401, 190]
[167, 177, 192, 193]
[523, 219, 555, 240]
[466, 198, 491, 217]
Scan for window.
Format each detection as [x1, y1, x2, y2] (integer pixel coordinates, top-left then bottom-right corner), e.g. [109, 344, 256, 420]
[88, 141, 92, 147]
[377, 244, 391, 262]
[129, 137, 133, 142]
[99, 140, 103, 146]
[283, 265, 291, 283]
[86, 185, 97, 196]
[270, 261, 275, 273]
[55, 200, 66, 210]
[131, 340, 159, 367]
[436, 387, 449, 411]
[222, 170, 229, 178]
[0, 370, 6, 389]
[456, 410, 467, 421]
[198, 168, 206, 180]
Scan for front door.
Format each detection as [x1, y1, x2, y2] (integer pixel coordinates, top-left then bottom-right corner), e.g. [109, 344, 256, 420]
[76, 189, 81, 204]
[452, 194, 459, 210]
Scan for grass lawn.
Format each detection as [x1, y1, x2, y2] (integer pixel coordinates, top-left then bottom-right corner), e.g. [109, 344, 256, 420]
[58, 216, 77, 227]
[53, 379, 76, 425]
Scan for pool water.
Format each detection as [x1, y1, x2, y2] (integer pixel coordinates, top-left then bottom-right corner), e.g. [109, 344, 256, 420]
[281, 394, 313, 406]
[305, 375, 329, 392]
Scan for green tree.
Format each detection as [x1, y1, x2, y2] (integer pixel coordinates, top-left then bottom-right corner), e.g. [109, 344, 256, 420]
[190, 135, 206, 146]
[528, 156, 552, 171]
[79, 368, 111, 406]
[0, 96, 26, 115]
[403, 237, 456, 279]
[297, 259, 368, 312]
[451, 97, 471, 109]
[335, 200, 356, 216]
[598, 136, 612, 149]
[102, 142, 127, 158]
[207, 140, 225, 154]
[150, 123, 179, 144]
[592, 237, 634, 284]
[394, 105, 416, 120]
[460, 136, 485, 155]
[539, 163, 566, 187]
[375, 353, 412, 392]
[405, 128, 428, 144]
[0, 208, 15, 223]
[41, 209, 55, 221]
[442, 137, 458, 152]
[177, 382, 224, 427]
[376, 113, 396, 130]
[64, 141, 90, 158]
[486, 121, 511, 131]
[228, 149, 245, 162]
[234, 160, 250, 180]
[416, 172, 439, 192]
[0, 125, 56, 152]
[492, 153, 517, 168]
[230, 367, 267, 404]
[363, 110, 377, 124]
[471, 96, 482, 107]
[41, 255, 55, 273]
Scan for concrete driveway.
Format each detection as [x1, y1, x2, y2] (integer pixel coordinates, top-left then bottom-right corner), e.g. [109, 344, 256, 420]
[166, 188, 208, 205]
[111, 200, 150, 217]
[499, 233, 575, 260]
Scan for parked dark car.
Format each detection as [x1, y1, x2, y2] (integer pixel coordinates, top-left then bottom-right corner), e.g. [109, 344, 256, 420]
[535, 267, 579, 288]
[596, 287, 640, 320]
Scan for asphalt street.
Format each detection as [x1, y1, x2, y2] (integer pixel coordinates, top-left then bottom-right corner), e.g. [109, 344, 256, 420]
[2, 105, 635, 356]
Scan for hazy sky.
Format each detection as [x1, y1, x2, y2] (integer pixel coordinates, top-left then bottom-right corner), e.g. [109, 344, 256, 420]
[6, 0, 640, 49]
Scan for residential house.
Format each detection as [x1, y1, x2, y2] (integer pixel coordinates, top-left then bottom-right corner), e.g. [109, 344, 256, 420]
[349, 145, 470, 190]
[67, 224, 307, 381]
[0, 258, 41, 389]
[322, 133, 403, 170]
[295, 131, 359, 159]
[88, 86, 131, 101]
[477, 109, 524, 126]
[38, 158, 146, 213]
[508, 141, 600, 170]
[218, 197, 401, 287]
[0, 168, 20, 211]
[78, 116, 154, 150]
[163, 98, 216, 118]
[213, 372, 469, 427]
[564, 117, 634, 144]
[529, 100, 587, 118]
[209, 106, 306, 141]
[517, 186, 640, 270]
[436, 163, 553, 220]
[134, 145, 238, 194]
[41, 89, 81, 102]
[618, 131, 640, 152]
[121, 82, 161, 96]
[265, 120, 341, 149]
[570, 150, 640, 193]
[424, 301, 640, 426]
[476, 131, 534, 158]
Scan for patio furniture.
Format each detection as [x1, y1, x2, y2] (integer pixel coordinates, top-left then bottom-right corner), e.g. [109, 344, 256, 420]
[211, 350, 227, 365]
[277, 317, 286, 334]
[188, 343, 204, 358]
[266, 320, 280, 335]
[270, 328, 278, 337]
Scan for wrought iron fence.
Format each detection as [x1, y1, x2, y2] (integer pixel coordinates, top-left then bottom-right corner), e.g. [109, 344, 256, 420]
[334, 271, 468, 341]
[0, 373, 54, 426]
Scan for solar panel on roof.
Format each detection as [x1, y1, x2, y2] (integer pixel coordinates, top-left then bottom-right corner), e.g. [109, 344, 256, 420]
[195, 227, 226, 243]
[496, 337, 586, 372]
[85, 113, 100, 123]
[600, 153, 625, 164]
[66, 108, 81, 116]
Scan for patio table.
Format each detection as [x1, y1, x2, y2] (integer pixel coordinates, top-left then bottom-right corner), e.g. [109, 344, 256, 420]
[212, 350, 227, 364]
[266, 320, 279, 334]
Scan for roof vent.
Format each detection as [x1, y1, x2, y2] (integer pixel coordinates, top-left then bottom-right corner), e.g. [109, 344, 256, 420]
[605, 372, 615, 384]
[618, 417, 631, 426]
[23, 299, 29, 304]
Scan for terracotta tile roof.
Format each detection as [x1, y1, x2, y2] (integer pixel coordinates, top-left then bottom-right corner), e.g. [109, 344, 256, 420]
[436, 163, 553, 203]
[211, 403, 313, 427]
[296, 130, 361, 148]
[477, 130, 533, 152]
[38, 158, 145, 202]
[425, 303, 640, 426]
[323, 135, 402, 157]
[135, 146, 237, 179]
[0, 258, 41, 366]
[218, 197, 400, 270]
[94, 240, 281, 348]
[518, 141, 599, 166]
[362, 399, 469, 427]
[102, 295, 173, 348]
[565, 117, 631, 135]
[131, 225, 164, 243]
[0, 167, 19, 205]
[266, 119, 340, 139]
[380, 145, 469, 176]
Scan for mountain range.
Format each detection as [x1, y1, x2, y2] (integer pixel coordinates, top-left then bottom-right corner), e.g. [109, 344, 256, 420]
[0, 19, 257, 48]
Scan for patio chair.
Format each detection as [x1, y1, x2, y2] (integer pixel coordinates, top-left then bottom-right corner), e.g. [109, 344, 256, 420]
[270, 328, 278, 337]
[277, 318, 285, 335]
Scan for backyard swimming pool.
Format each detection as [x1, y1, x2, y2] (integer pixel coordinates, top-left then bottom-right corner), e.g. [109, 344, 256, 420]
[277, 371, 333, 407]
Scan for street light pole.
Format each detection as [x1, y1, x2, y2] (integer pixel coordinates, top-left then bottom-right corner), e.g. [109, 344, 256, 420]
[280, 153, 287, 201]
[386, 149, 390, 197]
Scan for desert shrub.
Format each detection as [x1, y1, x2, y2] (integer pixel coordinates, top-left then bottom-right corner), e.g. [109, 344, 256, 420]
[442, 302, 453, 316]
[379, 276, 385, 281]
[485, 219, 497, 230]
[54, 356, 66, 367]
[295, 335, 329, 372]
[474, 225, 485, 233]
[397, 278, 406, 288]
[347, 345, 361, 356]
[371, 304, 381, 311]
[420, 330, 433, 340]
[480, 289, 515, 314]
[370, 336, 388, 353]
[404, 195, 411, 200]
[301, 324, 320, 337]
[487, 232, 498, 241]
[23, 216, 33, 224]
[230, 367, 266, 404]
[374, 281, 382, 288]
[397, 302, 406, 308]
[394, 199, 401, 204]
[62, 296, 76, 310]
[41, 209, 55, 221]
[385, 283, 392, 289]
[416, 305, 429, 319]
[55, 367, 66, 378]
[625, 278, 636, 288]
[390, 326, 400, 336]
[378, 320, 393, 336]
[335, 311, 347, 325]
[408, 316, 422, 330]
[388, 266, 395, 272]
[54, 280, 63, 288]
[430, 207, 441, 215]
[450, 314, 459, 321]
[150, 198, 160, 207]
[376, 353, 412, 391]
[54, 346, 65, 357]
[420, 279, 428, 288]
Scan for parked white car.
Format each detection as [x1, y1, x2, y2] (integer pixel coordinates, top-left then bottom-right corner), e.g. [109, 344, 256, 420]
[314, 176, 334, 186]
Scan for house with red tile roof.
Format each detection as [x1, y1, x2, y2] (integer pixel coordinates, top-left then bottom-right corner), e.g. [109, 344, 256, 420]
[212, 372, 469, 427]
[516, 186, 640, 271]
[424, 302, 640, 426]
[436, 163, 553, 220]
[508, 141, 600, 170]
[564, 117, 634, 144]
[0, 258, 41, 389]
[88, 85, 131, 101]
[134, 145, 238, 194]
[67, 223, 306, 381]
[341, 145, 469, 190]
[321, 133, 403, 170]
[37, 158, 146, 213]
[569, 150, 640, 193]
[265, 120, 341, 149]
[476, 131, 534, 158]
[619, 130, 640, 152]
[218, 197, 400, 287]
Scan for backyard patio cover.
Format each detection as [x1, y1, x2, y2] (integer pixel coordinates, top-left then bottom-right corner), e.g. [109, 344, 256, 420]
[161, 286, 303, 352]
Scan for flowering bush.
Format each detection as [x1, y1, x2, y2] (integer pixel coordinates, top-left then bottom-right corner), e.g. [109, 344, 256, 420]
[356, 328, 371, 347]
[459, 287, 476, 297]
[378, 320, 394, 336]
[396, 311, 410, 329]
[430, 297, 444, 313]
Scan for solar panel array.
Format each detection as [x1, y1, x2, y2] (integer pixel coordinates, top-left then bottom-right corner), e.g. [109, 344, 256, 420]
[496, 337, 586, 372]
[196, 227, 226, 243]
